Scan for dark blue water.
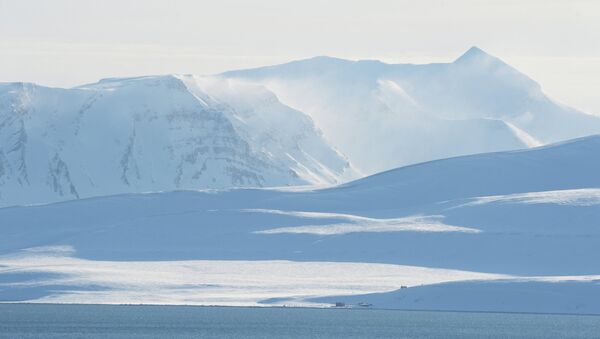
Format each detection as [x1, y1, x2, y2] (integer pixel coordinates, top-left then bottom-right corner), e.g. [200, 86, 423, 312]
[1, 304, 599, 338]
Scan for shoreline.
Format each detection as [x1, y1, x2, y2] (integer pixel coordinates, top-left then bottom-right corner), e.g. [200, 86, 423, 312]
[2, 302, 600, 317]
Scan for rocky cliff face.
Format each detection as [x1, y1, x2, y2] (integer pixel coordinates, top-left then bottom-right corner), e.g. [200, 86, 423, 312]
[0, 76, 353, 207]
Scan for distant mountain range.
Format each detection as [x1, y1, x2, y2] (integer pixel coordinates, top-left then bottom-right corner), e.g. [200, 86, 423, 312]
[1, 46, 599, 207]
[224, 46, 600, 173]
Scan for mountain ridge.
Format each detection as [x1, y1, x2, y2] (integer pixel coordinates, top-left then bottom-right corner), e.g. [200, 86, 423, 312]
[0, 74, 354, 207]
[222, 47, 600, 173]
[2, 47, 600, 206]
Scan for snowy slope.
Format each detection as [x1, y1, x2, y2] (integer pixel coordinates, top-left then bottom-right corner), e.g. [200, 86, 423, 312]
[183, 76, 355, 184]
[223, 47, 600, 174]
[0, 76, 353, 207]
[312, 279, 600, 314]
[1, 136, 599, 312]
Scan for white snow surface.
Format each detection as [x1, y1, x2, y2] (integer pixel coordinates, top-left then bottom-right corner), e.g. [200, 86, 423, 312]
[462, 188, 600, 207]
[312, 279, 600, 314]
[250, 210, 480, 235]
[1, 136, 600, 313]
[0, 247, 504, 307]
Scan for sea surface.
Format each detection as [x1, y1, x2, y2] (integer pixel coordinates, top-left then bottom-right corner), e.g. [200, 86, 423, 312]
[1, 304, 599, 338]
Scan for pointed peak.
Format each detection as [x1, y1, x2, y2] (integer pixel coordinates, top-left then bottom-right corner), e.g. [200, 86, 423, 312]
[465, 46, 486, 55]
[454, 46, 495, 63]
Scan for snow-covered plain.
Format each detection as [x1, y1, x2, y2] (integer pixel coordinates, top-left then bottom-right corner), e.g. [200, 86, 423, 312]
[312, 279, 600, 315]
[1, 136, 599, 313]
[0, 246, 505, 307]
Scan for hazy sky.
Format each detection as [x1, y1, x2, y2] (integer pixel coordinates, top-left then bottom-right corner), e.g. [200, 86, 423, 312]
[1, 0, 599, 114]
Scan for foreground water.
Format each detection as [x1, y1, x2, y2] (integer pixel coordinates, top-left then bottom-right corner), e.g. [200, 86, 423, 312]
[1, 304, 599, 338]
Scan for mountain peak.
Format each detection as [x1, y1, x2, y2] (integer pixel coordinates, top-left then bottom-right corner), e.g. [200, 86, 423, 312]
[454, 46, 495, 64]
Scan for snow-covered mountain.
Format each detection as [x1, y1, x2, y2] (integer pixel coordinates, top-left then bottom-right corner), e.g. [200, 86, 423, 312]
[223, 47, 600, 174]
[1, 136, 599, 312]
[2, 47, 600, 207]
[0, 75, 353, 207]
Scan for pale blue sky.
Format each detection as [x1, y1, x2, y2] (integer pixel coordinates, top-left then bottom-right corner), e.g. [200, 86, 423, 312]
[1, 0, 599, 114]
